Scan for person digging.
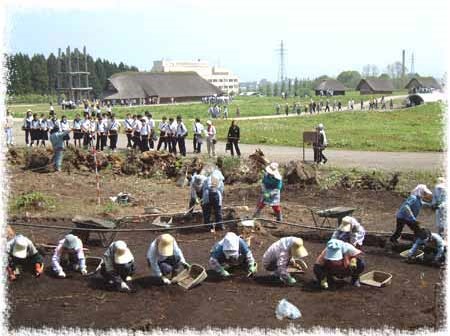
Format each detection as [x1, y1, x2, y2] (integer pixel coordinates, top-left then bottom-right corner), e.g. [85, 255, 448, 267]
[406, 228, 446, 267]
[209, 232, 257, 278]
[101, 240, 136, 292]
[146, 234, 190, 285]
[262, 237, 309, 286]
[313, 238, 365, 289]
[51, 234, 87, 278]
[253, 162, 283, 222]
[7, 234, 44, 281]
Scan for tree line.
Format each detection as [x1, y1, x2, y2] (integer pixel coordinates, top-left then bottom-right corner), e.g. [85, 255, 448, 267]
[5, 52, 139, 98]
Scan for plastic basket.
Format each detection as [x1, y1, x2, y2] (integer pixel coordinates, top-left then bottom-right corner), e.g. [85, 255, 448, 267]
[360, 271, 392, 287]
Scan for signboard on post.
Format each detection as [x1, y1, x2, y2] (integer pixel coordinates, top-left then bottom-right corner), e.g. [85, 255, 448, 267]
[302, 131, 318, 162]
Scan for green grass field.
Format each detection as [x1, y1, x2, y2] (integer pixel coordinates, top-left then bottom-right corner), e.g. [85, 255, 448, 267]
[8, 90, 406, 120]
[211, 103, 445, 152]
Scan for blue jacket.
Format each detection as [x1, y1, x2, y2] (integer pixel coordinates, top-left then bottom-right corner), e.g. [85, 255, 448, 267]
[396, 195, 423, 222]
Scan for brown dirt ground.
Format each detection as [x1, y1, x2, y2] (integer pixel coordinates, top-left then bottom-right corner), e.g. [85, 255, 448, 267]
[5, 166, 445, 331]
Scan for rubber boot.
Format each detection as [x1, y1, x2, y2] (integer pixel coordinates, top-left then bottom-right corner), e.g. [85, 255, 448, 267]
[275, 211, 283, 222]
[252, 208, 262, 219]
[35, 263, 44, 277]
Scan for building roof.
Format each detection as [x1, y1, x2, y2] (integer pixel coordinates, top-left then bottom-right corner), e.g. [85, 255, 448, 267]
[356, 78, 394, 92]
[315, 79, 347, 91]
[405, 77, 442, 90]
[103, 72, 223, 99]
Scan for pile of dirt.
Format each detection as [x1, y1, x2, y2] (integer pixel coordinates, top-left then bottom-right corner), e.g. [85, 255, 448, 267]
[283, 161, 318, 185]
[224, 149, 269, 185]
[7, 148, 25, 165]
[340, 172, 400, 191]
[24, 147, 53, 171]
[138, 151, 178, 177]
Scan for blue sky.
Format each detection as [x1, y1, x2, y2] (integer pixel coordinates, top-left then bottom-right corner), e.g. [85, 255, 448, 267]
[6, 0, 449, 82]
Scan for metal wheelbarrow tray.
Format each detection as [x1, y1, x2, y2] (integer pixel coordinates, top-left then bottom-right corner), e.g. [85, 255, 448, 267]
[71, 215, 119, 247]
[171, 264, 207, 290]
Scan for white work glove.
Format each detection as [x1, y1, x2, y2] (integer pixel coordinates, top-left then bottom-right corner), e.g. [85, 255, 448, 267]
[161, 276, 171, 285]
[125, 276, 133, 282]
[58, 270, 66, 278]
[81, 267, 88, 276]
[120, 281, 130, 291]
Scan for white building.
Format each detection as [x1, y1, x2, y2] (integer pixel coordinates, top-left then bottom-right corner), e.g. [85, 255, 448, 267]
[151, 60, 240, 95]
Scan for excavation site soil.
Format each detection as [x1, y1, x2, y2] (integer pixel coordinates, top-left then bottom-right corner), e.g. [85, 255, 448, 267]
[6, 162, 445, 331]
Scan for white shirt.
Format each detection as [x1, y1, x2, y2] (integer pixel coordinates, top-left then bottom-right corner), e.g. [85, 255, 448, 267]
[31, 119, 41, 129]
[193, 122, 204, 135]
[96, 120, 107, 133]
[206, 125, 216, 139]
[124, 118, 135, 131]
[169, 121, 177, 135]
[140, 123, 150, 135]
[81, 119, 91, 132]
[73, 119, 82, 130]
[5, 115, 13, 129]
[148, 118, 155, 131]
[134, 119, 142, 132]
[60, 120, 71, 131]
[176, 122, 187, 137]
[108, 119, 119, 131]
[159, 121, 168, 133]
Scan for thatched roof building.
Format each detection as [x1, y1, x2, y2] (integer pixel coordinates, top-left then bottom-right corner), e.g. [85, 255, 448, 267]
[405, 77, 442, 93]
[314, 79, 347, 96]
[356, 79, 394, 94]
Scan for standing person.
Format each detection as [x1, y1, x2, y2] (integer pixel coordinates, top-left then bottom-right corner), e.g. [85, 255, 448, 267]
[176, 115, 188, 156]
[101, 241, 136, 292]
[95, 115, 107, 151]
[262, 237, 309, 285]
[39, 113, 49, 147]
[314, 238, 365, 289]
[432, 177, 447, 238]
[337, 101, 342, 111]
[60, 115, 71, 147]
[325, 100, 330, 112]
[51, 234, 87, 278]
[275, 103, 280, 115]
[140, 118, 150, 152]
[209, 232, 257, 278]
[206, 120, 217, 157]
[22, 109, 33, 146]
[108, 113, 120, 152]
[4, 109, 14, 146]
[49, 124, 72, 172]
[157, 116, 169, 151]
[223, 106, 229, 119]
[72, 114, 83, 148]
[29, 113, 41, 147]
[284, 103, 289, 116]
[236, 105, 241, 117]
[123, 114, 135, 149]
[193, 118, 204, 154]
[81, 114, 92, 149]
[331, 216, 366, 247]
[227, 120, 241, 157]
[132, 115, 142, 150]
[360, 99, 364, 110]
[332, 99, 336, 111]
[49, 102, 55, 116]
[6, 234, 44, 281]
[253, 162, 283, 222]
[146, 234, 189, 285]
[202, 166, 225, 232]
[390, 184, 433, 245]
[168, 117, 178, 154]
[317, 123, 328, 164]
[389, 98, 394, 109]
[148, 113, 156, 149]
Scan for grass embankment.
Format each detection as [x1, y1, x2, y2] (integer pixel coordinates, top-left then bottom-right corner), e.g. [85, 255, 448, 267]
[8, 90, 406, 119]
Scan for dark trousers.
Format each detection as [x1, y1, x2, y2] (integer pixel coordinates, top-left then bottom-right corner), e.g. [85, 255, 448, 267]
[141, 135, 149, 151]
[193, 134, 202, 153]
[313, 145, 320, 163]
[149, 133, 154, 149]
[133, 132, 141, 150]
[202, 191, 223, 229]
[391, 218, 421, 242]
[9, 254, 43, 271]
[109, 131, 118, 150]
[170, 136, 177, 154]
[25, 129, 31, 145]
[101, 262, 135, 289]
[126, 132, 133, 148]
[319, 148, 327, 163]
[177, 136, 186, 156]
[158, 255, 183, 277]
[229, 139, 241, 156]
[83, 132, 91, 148]
[314, 258, 365, 283]
[96, 133, 107, 151]
[157, 133, 167, 151]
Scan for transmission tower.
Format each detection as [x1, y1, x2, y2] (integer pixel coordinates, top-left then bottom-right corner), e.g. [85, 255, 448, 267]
[410, 52, 415, 74]
[275, 40, 287, 82]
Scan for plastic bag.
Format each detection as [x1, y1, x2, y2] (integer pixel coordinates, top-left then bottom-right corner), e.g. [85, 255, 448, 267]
[275, 299, 301, 320]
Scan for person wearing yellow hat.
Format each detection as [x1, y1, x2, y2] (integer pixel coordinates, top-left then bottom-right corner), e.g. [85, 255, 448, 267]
[146, 234, 189, 285]
[262, 237, 308, 285]
[331, 216, 366, 247]
[6, 233, 44, 281]
[51, 234, 87, 278]
[101, 240, 136, 292]
[253, 162, 283, 222]
[314, 238, 364, 289]
[209, 232, 257, 278]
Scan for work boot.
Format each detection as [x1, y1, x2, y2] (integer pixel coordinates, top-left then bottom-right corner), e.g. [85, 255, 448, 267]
[35, 263, 44, 277]
[275, 212, 283, 222]
[320, 278, 329, 289]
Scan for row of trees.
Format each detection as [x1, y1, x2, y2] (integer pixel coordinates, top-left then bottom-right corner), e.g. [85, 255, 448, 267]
[6, 52, 139, 98]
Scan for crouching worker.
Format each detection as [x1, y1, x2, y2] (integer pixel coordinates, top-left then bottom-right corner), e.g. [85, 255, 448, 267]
[314, 238, 364, 289]
[262, 237, 308, 286]
[101, 240, 136, 292]
[7, 234, 44, 281]
[147, 234, 189, 285]
[52, 234, 87, 278]
[253, 162, 283, 222]
[407, 228, 445, 266]
[331, 216, 365, 247]
[209, 232, 257, 278]
[188, 172, 206, 214]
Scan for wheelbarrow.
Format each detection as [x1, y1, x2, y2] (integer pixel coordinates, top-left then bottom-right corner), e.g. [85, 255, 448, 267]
[308, 206, 357, 228]
[71, 216, 121, 247]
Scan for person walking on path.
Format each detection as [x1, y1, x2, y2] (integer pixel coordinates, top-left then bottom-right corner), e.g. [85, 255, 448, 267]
[206, 120, 217, 157]
[4, 109, 14, 146]
[227, 120, 241, 157]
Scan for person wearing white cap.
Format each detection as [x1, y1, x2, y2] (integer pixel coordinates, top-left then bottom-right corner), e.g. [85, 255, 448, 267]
[209, 232, 257, 278]
[314, 238, 364, 289]
[262, 237, 309, 285]
[101, 240, 136, 292]
[146, 234, 188, 285]
[431, 177, 447, 238]
[390, 184, 433, 245]
[205, 120, 217, 157]
[331, 216, 366, 247]
[6, 234, 44, 281]
[51, 234, 87, 278]
[313, 123, 328, 164]
[253, 162, 283, 222]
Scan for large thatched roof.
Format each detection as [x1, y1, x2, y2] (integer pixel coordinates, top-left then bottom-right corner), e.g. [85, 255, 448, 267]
[356, 78, 394, 92]
[103, 72, 223, 99]
[315, 79, 347, 91]
[405, 77, 442, 90]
